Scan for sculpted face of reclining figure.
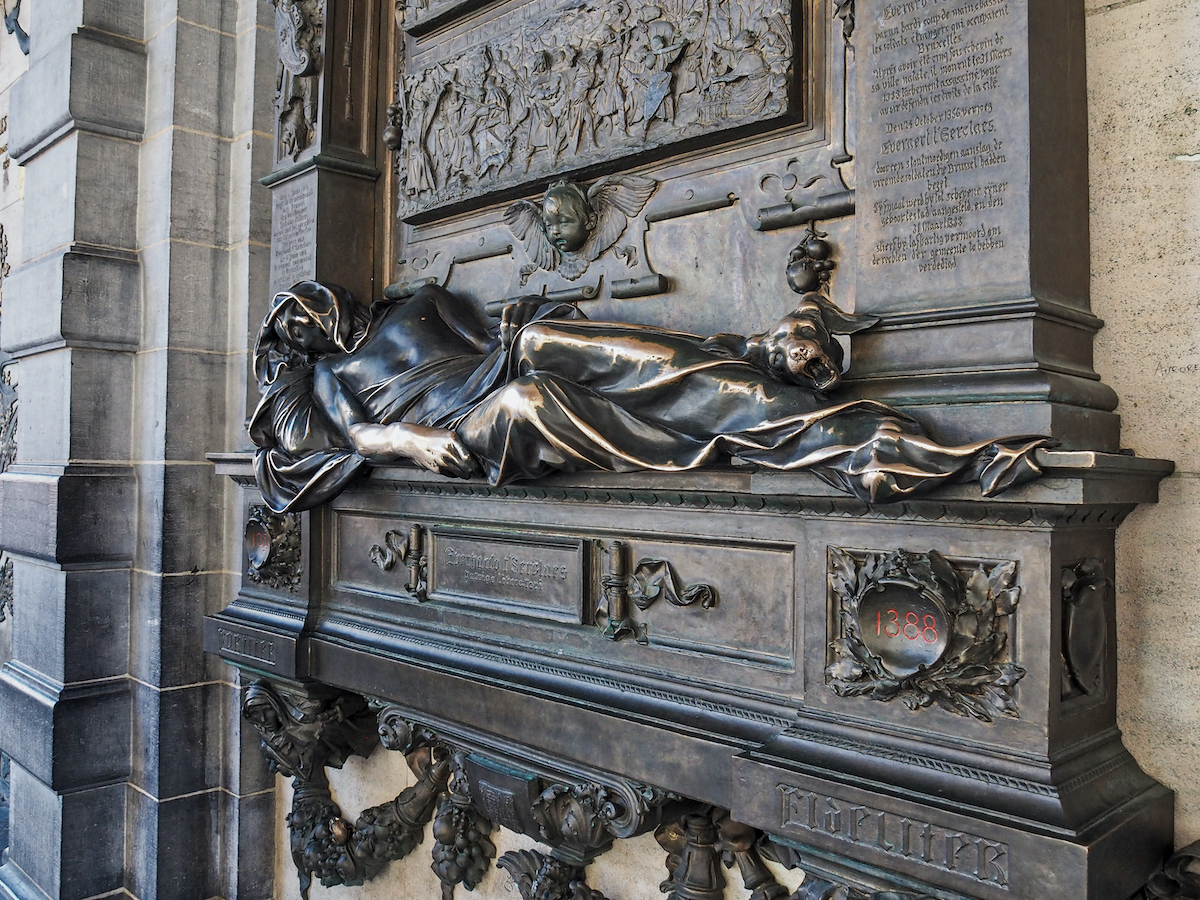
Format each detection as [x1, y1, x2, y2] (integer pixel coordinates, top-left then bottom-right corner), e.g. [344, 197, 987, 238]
[250, 281, 1046, 513]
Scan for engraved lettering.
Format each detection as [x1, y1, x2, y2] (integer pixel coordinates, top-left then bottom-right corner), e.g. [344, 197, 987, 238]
[442, 545, 569, 594]
[865, 0, 1017, 274]
[822, 797, 843, 834]
[980, 841, 1010, 887]
[847, 806, 872, 842]
[775, 783, 1010, 888]
[945, 832, 974, 873]
[270, 180, 317, 291]
[779, 785, 819, 830]
[217, 628, 277, 665]
[875, 811, 895, 852]
[430, 533, 584, 621]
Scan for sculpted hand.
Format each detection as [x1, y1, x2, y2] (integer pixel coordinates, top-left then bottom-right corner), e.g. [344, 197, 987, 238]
[499, 298, 548, 351]
[349, 423, 482, 479]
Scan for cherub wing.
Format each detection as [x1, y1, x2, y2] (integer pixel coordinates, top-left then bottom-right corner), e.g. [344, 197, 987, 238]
[580, 175, 657, 261]
[504, 199, 560, 271]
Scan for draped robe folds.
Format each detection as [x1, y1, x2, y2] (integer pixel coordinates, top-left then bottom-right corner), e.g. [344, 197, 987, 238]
[250, 286, 1046, 513]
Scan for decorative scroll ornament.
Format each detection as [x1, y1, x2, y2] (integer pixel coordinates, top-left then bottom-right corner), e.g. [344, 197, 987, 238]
[1131, 841, 1200, 900]
[245, 506, 302, 591]
[825, 548, 1025, 722]
[393, 1, 792, 216]
[1060, 558, 1109, 699]
[274, 0, 324, 161]
[597, 542, 716, 642]
[369, 525, 428, 599]
[629, 559, 717, 611]
[506, 177, 657, 281]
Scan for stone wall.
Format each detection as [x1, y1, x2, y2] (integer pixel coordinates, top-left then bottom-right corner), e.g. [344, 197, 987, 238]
[1088, 0, 1200, 844]
[0, 0, 275, 897]
[0, 4, 29, 867]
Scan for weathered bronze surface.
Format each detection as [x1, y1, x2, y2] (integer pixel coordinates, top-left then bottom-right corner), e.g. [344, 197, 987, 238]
[210, 1, 1183, 898]
[825, 548, 1024, 721]
[249, 281, 1047, 512]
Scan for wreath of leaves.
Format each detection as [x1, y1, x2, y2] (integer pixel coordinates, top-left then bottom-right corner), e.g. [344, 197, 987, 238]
[825, 548, 1025, 722]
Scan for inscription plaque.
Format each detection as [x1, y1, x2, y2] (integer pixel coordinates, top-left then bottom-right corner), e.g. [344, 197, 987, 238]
[777, 784, 1011, 889]
[269, 175, 318, 292]
[857, 583, 949, 676]
[428, 529, 586, 624]
[216, 627, 278, 666]
[857, 0, 1025, 307]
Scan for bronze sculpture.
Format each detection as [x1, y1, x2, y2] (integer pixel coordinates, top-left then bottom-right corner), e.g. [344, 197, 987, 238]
[505, 176, 657, 280]
[250, 282, 1046, 513]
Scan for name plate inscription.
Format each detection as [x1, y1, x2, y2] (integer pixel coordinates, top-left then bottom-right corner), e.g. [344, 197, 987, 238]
[777, 784, 1010, 889]
[203, 616, 297, 677]
[269, 174, 317, 293]
[428, 529, 586, 624]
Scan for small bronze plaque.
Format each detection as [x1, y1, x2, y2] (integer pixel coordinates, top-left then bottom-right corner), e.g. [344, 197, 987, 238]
[428, 529, 586, 624]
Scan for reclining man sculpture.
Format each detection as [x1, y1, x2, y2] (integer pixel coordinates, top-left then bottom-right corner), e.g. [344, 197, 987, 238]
[250, 281, 1045, 513]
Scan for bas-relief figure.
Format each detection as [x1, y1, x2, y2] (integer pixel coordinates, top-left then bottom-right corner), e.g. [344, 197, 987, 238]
[505, 176, 656, 281]
[274, 0, 324, 162]
[249, 281, 1047, 514]
[391, 0, 793, 216]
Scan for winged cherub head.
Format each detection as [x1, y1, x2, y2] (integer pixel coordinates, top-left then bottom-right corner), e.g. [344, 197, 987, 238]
[541, 181, 597, 253]
[505, 175, 657, 281]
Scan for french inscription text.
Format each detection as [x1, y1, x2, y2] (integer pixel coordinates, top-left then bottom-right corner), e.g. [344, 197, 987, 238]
[270, 179, 318, 291]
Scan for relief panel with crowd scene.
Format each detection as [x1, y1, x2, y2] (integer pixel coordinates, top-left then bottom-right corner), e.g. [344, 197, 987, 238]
[391, 0, 798, 218]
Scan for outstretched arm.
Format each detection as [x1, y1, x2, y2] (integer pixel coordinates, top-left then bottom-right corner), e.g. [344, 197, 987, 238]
[349, 422, 481, 479]
[312, 362, 371, 440]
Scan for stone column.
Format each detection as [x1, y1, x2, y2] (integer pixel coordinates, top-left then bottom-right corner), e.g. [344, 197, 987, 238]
[0, 1, 144, 895]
